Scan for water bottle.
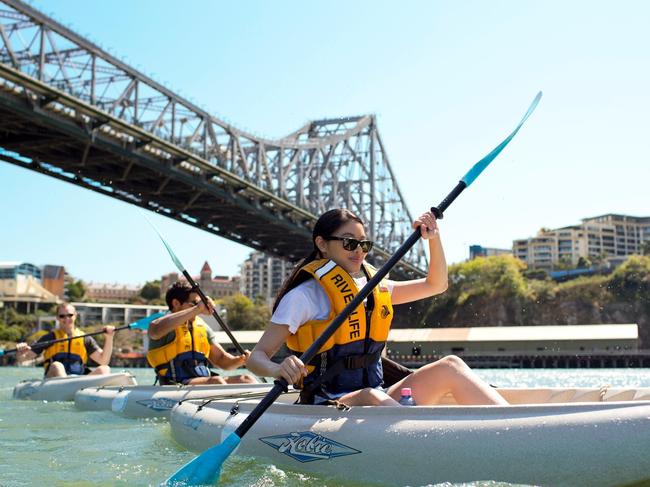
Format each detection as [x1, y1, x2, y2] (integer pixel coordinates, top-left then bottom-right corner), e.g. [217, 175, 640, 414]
[398, 387, 416, 406]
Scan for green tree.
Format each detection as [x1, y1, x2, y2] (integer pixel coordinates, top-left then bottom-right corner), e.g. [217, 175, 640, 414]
[607, 255, 650, 302]
[523, 268, 549, 280]
[0, 307, 41, 342]
[0, 323, 24, 342]
[66, 280, 86, 301]
[220, 294, 271, 330]
[589, 252, 608, 267]
[140, 280, 161, 301]
[576, 256, 592, 269]
[449, 255, 529, 305]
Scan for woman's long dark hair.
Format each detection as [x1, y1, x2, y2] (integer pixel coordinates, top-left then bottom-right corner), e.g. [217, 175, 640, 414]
[272, 208, 364, 312]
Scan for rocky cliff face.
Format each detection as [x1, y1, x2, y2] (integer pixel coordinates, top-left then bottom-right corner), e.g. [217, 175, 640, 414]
[392, 254, 650, 347]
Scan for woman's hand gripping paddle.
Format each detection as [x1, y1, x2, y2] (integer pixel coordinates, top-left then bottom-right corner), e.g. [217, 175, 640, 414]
[163, 91, 542, 486]
[143, 215, 246, 355]
[0, 312, 166, 357]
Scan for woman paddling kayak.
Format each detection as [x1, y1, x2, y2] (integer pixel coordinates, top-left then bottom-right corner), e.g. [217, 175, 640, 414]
[247, 208, 507, 406]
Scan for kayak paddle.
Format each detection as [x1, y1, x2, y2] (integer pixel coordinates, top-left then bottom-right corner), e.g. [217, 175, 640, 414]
[163, 91, 542, 486]
[144, 214, 246, 355]
[0, 311, 166, 357]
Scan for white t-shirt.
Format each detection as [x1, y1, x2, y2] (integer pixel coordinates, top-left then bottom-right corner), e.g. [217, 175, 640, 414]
[271, 276, 394, 334]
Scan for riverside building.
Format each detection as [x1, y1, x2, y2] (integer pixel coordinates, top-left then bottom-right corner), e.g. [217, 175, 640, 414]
[0, 261, 60, 312]
[85, 281, 141, 302]
[469, 245, 512, 260]
[160, 261, 240, 299]
[239, 252, 292, 306]
[207, 324, 645, 369]
[513, 214, 650, 270]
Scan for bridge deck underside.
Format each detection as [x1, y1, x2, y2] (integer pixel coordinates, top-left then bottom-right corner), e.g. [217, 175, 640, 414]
[0, 93, 314, 263]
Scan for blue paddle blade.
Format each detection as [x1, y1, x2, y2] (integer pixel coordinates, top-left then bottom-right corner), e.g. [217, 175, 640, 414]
[129, 311, 167, 331]
[0, 349, 5, 357]
[160, 236, 186, 274]
[142, 211, 186, 272]
[163, 433, 241, 486]
[461, 91, 542, 187]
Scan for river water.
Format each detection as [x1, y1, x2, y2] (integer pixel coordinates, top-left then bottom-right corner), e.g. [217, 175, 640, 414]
[2, 366, 650, 487]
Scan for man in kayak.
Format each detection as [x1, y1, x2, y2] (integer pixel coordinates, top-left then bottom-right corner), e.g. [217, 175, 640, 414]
[247, 208, 508, 406]
[15, 303, 115, 377]
[147, 281, 256, 385]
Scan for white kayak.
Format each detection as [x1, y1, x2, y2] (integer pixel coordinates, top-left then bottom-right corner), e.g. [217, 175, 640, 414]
[75, 382, 275, 418]
[13, 372, 137, 401]
[169, 387, 650, 487]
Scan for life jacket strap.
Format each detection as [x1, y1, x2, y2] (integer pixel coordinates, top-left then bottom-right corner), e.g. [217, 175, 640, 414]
[344, 354, 378, 369]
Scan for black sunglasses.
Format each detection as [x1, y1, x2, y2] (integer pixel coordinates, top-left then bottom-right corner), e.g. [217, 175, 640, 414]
[324, 236, 374, 253]
[58, 313, 74, 318]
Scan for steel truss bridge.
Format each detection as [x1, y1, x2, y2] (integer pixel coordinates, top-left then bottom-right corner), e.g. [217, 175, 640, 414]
[0, 0, 426, 277]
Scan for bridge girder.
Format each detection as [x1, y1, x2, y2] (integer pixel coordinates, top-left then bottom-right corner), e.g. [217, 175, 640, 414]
[0, 0, 427, 278]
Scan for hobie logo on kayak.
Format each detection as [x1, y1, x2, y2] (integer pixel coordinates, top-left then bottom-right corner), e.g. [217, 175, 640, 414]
[259, 431, 361, 463]
[136, 397, 177, 411]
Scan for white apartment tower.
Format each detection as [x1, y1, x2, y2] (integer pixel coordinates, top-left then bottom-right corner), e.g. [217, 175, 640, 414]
[240, 252, 293, 306]
[514, 214, 650, 270]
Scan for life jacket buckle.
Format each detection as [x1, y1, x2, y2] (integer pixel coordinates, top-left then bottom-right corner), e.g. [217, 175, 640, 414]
[344, 355, 367, 369]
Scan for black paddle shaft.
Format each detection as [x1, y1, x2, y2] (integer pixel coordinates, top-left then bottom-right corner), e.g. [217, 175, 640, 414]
[234, 182, 468, 438]
[4, 324, 131, 355]
[181, 270, 246, 355]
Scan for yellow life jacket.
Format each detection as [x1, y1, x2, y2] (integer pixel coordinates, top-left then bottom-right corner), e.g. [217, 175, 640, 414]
[285, 259, 393, 402]
[42, 328, 88, 375]
[146, 316, 212, 383]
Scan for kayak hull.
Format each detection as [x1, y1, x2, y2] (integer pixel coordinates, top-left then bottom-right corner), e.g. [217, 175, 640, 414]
[169, 387, 650, 487]
[112, 382, 274, 419]
[74, 383, 275, 418]
[74, 384, 139, 411]
[13, 372, 137, 401]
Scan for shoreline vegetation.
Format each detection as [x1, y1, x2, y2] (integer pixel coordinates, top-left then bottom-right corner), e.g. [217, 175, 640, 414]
[1, 255, 649, 353]
[394, 254, 650, 346]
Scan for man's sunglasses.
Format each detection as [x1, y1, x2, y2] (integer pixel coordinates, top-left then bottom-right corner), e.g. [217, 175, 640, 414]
[58, 313, 75, 318]
[325, 236, 374, 253]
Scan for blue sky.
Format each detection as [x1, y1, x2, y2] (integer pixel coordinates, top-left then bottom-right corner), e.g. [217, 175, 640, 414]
[2, 0, 649, 286]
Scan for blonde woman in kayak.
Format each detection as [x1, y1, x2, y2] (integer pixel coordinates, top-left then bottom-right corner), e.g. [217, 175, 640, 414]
[247, 208, 507, 406]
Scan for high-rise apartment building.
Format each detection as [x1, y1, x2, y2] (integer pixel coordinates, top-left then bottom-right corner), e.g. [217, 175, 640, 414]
[240, 252, 293, 305]
[513, 214, 650, 270]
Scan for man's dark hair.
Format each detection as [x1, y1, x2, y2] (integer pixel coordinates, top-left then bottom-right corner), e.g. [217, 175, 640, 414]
[165, 281, 194, 310]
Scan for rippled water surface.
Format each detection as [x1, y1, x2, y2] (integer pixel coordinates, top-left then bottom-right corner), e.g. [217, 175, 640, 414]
[2, 367, 650, 486]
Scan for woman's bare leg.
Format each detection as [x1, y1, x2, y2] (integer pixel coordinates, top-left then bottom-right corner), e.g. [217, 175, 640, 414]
[338, 387, 400, 406]
[186, 375, 228, 385]
[386, 355, 507, 405]
[224, 374, 258, 384]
